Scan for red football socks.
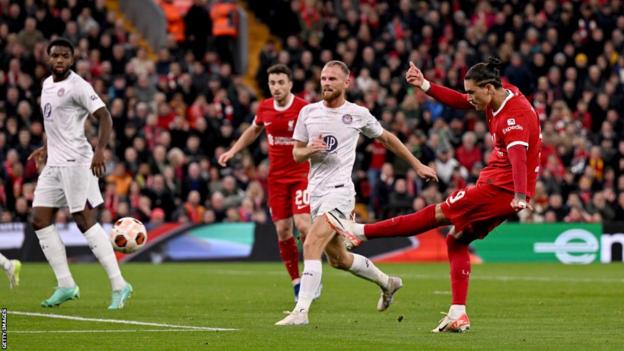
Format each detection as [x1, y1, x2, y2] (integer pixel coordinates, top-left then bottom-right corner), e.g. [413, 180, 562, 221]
[447, 235, 471, 305]
[278, 236, 300, 281]
[363, 204, 438, 238]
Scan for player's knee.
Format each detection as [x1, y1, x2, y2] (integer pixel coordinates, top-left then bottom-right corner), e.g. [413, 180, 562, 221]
[302, 237, 315, 252]
[294, 219, 310, 236]
[275, 227, 293, 241]
[73, 214, 94, 233]
[447, 230, 475, 247]
[327, 256, 345, 270]
[32, 213, 51, 231]
[327, 253, 350, 270]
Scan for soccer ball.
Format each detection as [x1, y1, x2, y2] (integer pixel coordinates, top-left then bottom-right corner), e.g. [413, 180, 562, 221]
[110, 217, 148, 253]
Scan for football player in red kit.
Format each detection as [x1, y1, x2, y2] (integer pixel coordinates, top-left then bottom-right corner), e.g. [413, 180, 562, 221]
[327, 57, 542, 333]
[219, 64, 315, 301]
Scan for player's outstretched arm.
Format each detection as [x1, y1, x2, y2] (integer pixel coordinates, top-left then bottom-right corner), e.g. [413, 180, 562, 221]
[406, 61, 473, 110]
[91, 107, 112, 178]
[292, 137, 326, 163]
[376, 130, 438, 182]
[218, 123, 264, 166]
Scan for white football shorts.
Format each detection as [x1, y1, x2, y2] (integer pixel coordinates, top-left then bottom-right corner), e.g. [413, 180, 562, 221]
[309, 186, 355, 220]
[33, 165, 104, 213]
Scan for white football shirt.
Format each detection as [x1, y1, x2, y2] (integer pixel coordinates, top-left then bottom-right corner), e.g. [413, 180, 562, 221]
[40, 71, 106, 166]
[293, 100, 383, 196]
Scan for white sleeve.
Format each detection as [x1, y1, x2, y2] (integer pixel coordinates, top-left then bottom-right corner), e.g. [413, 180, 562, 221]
[359, 110, 383, 138]
[292, 108, 308, 143]
[76, 79, 106, 114]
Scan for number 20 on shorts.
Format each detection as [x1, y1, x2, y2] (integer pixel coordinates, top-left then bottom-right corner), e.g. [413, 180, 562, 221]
[295, 189, 309, 207]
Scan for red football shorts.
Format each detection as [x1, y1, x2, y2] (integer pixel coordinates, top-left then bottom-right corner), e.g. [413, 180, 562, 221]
[267, 178, 310, 221]
[440, 182, 518, 241]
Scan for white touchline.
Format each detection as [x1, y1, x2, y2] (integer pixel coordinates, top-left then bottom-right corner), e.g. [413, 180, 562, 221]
[8, 311, 238, 331]
[9, 329, 219, 334]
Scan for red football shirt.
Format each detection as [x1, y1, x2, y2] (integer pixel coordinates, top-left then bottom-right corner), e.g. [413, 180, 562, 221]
[254, 95, 309, 179]
[478, 84, 542, 197]
[427, 82, 542, 197]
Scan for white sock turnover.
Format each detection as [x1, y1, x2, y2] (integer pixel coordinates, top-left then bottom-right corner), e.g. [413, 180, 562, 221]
[353, 223, 365, 236]
[449, 304, 466, 319]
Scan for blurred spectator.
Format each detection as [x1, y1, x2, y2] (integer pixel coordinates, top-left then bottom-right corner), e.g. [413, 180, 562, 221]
[210, 0, 239, 71]
[0, 0, 623, 228]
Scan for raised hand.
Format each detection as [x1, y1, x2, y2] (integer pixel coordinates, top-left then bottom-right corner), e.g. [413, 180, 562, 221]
[406, 61, 425, 89]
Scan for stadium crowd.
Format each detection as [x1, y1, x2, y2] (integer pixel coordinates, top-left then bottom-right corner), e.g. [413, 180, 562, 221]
[1, 0, 624, 228]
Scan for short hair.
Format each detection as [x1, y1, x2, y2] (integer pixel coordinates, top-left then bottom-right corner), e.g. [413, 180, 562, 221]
[323, 60, 350, 77]
[266, 64, 292, 80]
[464, 56, 503, 88]
[47, 38, 74, 55]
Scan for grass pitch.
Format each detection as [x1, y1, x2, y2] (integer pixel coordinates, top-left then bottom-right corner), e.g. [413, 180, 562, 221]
[1, 262, 622, 350]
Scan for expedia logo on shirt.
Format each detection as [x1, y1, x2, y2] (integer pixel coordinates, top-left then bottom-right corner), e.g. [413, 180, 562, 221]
[324, 135, 338, 152]
[43, 103, 52, 120]
[503, 124, 523, 134]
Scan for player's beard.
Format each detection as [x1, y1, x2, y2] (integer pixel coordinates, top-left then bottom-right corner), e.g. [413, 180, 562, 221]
[52, 66, 70, 80]
[322, 88, 342, 102]
[273, 91, 288, 106]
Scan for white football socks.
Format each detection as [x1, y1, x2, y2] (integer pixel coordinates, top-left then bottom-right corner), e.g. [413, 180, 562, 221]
[0, 253, 11, 271]
[293, 259, 322, 313]
[35, 225, 76, 288]
[449, 304, 467, 319]
[352, 223, 365, 236]
[83, 224, 126, 291]
[348, 254, 389, 289]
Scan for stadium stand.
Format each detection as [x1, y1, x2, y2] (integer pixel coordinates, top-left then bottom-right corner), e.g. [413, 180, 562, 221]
[1, 0, 623, 228]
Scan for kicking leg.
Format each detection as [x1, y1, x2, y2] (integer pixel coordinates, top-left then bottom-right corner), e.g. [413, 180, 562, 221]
[327, 203, 450, 248]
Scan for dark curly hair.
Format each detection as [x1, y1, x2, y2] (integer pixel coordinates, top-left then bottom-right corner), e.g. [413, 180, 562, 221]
[464, 56, 503, 88]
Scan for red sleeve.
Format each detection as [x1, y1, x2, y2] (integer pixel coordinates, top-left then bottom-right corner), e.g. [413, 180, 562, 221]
[253, 104, 264, 126]
[508, 144, 527, 195]
[501, 114, 529, 148]
[427, 83, 474, 110]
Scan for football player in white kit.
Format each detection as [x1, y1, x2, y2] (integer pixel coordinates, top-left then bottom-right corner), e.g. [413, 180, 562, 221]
[276, 60, 438, 325]
[28, 38, 132, 309]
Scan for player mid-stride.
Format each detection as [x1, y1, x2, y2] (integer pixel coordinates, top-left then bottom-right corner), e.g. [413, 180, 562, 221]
[29, 38, 132, 309]
[219, 64, 316, 302]
[328, 57, 542, 332]
[275, 60, 437, 326]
